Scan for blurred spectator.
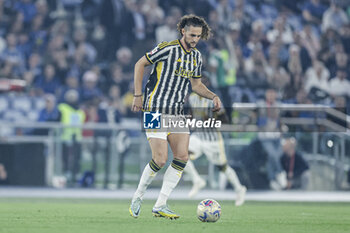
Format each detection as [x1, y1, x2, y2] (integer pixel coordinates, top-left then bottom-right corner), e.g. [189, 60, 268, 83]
[58, 89, 86, 186]
[258, 89, 287, 190]
[299, 24, 320, 61]
[287, 44, 303, 78]
[250, 20, 267, 47]
[302, 0, 327, 25]
[266, 56, 290, 92]
[67, 43, 90, 80]
[108, 84, 126, 115]
[283, 73, 303, 102]
[281, 137, 310, 190]
[208, 39, 236, 110]
[328, 68, 350, 97]
[100, 0, 131, 60]
[51, 49, 69, 83]
[208, 10, 220, 37]
[83, 102, 98, 137]
[108, 63, 129, 96]
[0, 163, 8, 185]
[0, 33, 25, 76]
[231, 1, 252, 42]
[115, 46, 133, 79]
[58, 75, 80, 103]
[26, 52, 42, 77]
[38, 94, 60, 122]
[277, 0, 304, 14]
[30, 14, 48, 53]
[187, 0, 213, 19]
[0, 0, 12, 35]
[125, 0, 148, 59]
[80, 70, 101, 103]
[319, 28, 341, 68]
[304, 60, 330, 94]
[329, 52, 349, 78]
[35, 0, 52, 28]
[10, 12, 25, 34]
[34, 63, 60, 95]
[34, 94, 60, 135]
[322, 0, 349, 33]
[258, 89, 280, 131]
[293, 32, 312, 72]
[155, 16, 177, 43]
[339, 23, 350, 54]
[266, 16, 294, 45]
[70, 27, 97, 64]
[216, 0, 232, 28]
[142, 0, 164, 41]
[14, 0, 37, 25]
[18, 32, 32, 59]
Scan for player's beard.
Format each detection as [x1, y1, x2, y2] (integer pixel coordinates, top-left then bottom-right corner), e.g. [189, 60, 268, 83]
[185, 38, 197, 49]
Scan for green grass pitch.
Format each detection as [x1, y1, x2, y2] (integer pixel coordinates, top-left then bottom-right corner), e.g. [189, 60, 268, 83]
[0, 198, 349, 233]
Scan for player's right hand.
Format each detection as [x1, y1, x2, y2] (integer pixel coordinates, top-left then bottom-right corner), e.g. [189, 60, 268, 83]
[131, 96, 143, 112]
[212, 96, 221, 112]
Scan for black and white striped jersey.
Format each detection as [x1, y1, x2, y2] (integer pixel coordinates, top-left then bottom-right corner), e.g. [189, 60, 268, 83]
[143, 39, 202, 115]
[189, 93, 221, 142]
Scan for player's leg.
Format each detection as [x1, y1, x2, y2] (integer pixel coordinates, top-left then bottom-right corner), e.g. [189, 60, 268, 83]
[208, 134, 246, 206]
[186, 159, 206, 198]
[130, 135, 168, 218]
[152, 133, 189, 219]
[184, 135, 206, 197]
[218, 164, 246, 206]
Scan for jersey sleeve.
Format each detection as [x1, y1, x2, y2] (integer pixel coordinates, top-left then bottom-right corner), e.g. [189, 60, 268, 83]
[145, 42, 171, 64]
[192, 52, 202, 79]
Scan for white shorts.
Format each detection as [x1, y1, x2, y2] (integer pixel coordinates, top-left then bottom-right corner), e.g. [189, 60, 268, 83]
[145, 115, 190, 140]
[188, 134, 227, 165]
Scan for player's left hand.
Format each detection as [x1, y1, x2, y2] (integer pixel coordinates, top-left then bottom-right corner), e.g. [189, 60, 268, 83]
[212, 96, 221, 112]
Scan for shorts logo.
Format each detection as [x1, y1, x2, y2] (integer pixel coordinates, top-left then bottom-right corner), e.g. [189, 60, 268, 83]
[143, 111, 162, 129]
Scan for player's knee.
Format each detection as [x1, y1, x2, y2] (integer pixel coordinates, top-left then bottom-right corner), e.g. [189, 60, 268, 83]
[216, 164, 227, 172]
[152, 153, 168, 167]
[174, 154, 188, 162]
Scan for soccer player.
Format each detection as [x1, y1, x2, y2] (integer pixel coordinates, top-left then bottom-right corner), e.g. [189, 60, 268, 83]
[129, 15, 222, 219]
[184, 80, 246, 206]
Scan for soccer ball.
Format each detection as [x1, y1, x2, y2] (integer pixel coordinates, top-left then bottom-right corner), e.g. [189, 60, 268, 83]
[197, 199, 221, 222]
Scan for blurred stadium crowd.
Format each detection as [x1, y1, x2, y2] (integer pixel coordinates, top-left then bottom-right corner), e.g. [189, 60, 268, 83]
[0, 0, 349, 125]
[0, 0, 349, 190]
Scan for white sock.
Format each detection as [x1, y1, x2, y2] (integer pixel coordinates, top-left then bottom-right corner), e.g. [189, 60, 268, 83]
[154, 164, 184, 207]
[184, 160, 202, 183]
[132, 163, 159, 201]
[224, 166, 243, 191]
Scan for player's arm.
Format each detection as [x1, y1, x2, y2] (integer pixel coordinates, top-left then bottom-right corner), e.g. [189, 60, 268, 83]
[190, 78, 221, 112]
[132, 56, 152, 112]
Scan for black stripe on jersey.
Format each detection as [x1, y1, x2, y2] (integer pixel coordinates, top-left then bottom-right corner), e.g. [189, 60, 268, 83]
[174, 53, 191, 114]
[164, 47, 184, 114]
[192, 52, 201, 78]
[161, 47, 180, 114]
[152, 47, 176, 112]
[178, 39, 191, 54]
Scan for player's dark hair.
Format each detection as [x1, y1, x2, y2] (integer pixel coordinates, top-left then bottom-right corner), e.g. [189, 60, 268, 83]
[177, 14, 212, 40]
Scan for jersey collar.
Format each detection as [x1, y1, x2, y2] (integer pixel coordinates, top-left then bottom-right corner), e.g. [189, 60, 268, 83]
[178, 39, 191, 54]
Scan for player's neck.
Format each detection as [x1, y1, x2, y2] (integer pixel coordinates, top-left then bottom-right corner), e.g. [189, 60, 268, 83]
[180, 38, 191, 52]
